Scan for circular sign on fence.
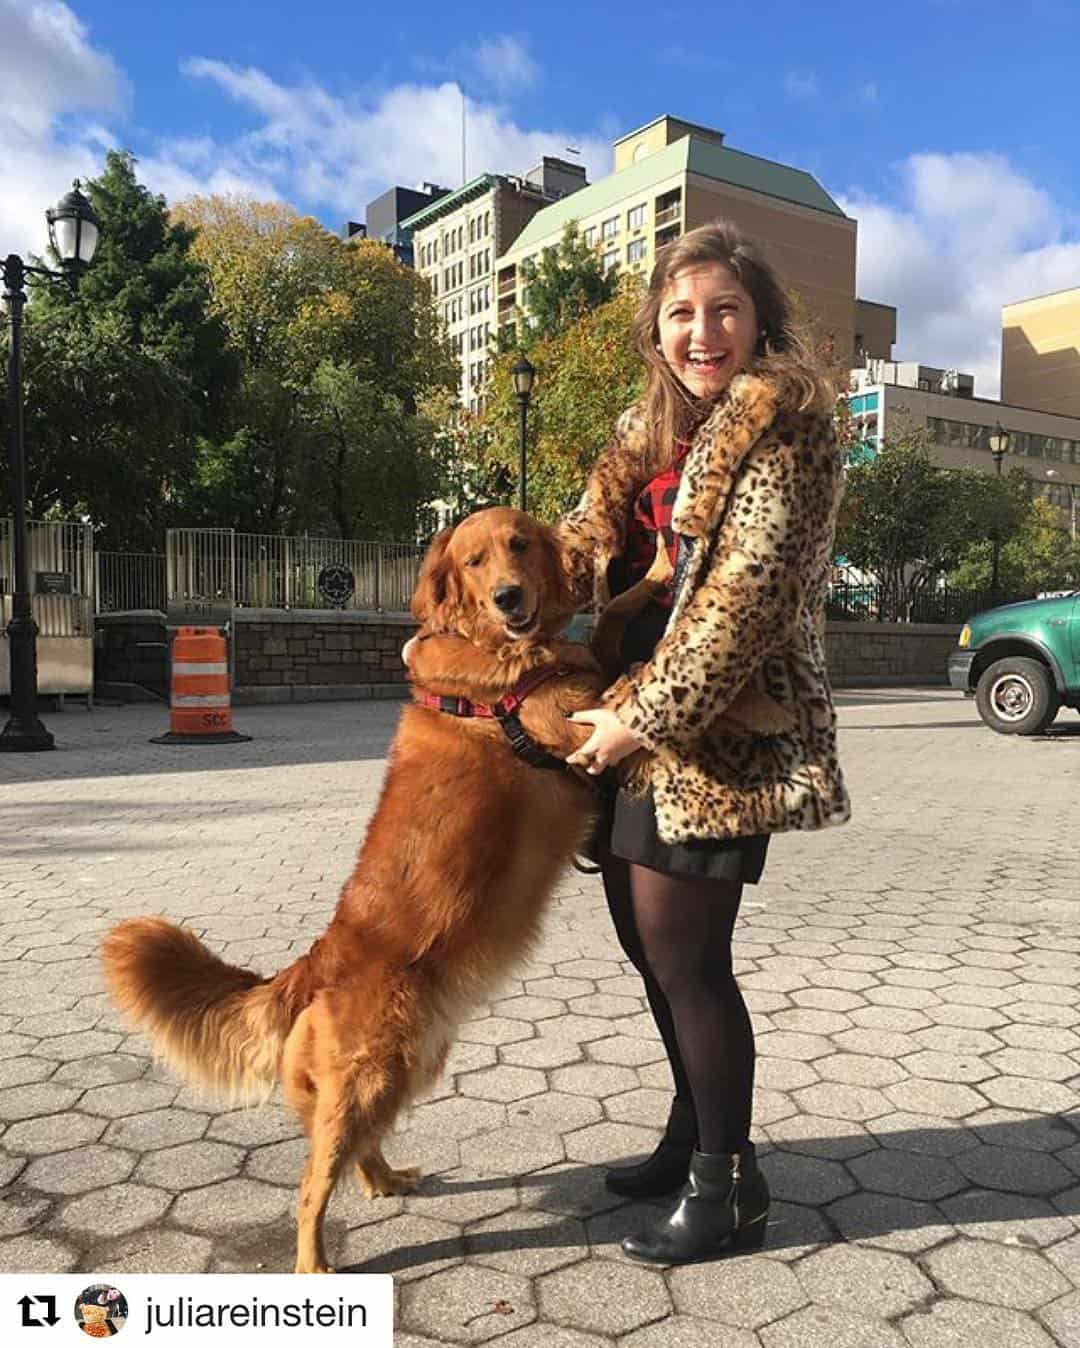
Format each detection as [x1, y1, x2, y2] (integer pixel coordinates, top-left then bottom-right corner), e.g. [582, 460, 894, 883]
[317, 564, 356, 609]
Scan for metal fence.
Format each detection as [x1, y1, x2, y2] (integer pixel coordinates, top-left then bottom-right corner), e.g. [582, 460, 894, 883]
[95, 551, 167, 612]
[0, 518, 94, 636]
[826, 572, 1032, 624]
[165, 528, 425, 613]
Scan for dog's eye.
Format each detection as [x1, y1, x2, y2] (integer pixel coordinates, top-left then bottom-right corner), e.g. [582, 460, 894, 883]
[465, 555, 482, 568]
[509, 537, 529, 554]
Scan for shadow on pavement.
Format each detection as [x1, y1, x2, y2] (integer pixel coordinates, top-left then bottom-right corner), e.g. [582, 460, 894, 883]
[840, 721, 985, 732]
[0, 703, 402, 783]
[336, 1110, 1080, 1275]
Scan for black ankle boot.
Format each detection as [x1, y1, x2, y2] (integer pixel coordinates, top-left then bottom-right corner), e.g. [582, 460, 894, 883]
[605, 1098, 697, 1198]
[621, 1144, 769, 1265]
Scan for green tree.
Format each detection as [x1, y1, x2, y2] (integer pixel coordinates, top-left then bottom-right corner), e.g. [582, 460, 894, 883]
[949, 494, 1080, 593]
[836, 431, 1029, 619]
[471, 279, 645, 522]
[0, 151, 234, 548]
[176, 197, 457, 537]
[518, 222, 619, 343]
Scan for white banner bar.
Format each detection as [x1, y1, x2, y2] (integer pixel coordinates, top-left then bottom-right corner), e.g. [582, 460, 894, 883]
[171, 695, 230, 708]
[1, 1274, 393, 1346]
[172, 661, 229, 675]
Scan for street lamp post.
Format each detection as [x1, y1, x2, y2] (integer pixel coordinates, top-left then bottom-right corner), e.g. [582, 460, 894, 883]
[511, 354, 535, 513]
[1, 183, 100, 753]
[987, 422, 1010, 597]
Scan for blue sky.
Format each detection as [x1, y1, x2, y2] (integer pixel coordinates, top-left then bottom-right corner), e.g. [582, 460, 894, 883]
[4, 0, 1080, 394]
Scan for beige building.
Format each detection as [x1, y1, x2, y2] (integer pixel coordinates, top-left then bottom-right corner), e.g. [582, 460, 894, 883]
[497, 115, 886, 366]
[848, 362, 1080, 527]
[403, 158, 587, 409]
[1001, 286, 1080, 419]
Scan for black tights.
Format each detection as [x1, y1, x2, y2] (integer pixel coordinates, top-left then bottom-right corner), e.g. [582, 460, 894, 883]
[601, 849, 755, 1154]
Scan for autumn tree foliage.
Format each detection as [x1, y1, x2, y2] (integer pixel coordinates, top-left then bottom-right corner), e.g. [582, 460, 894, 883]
[175, 196, 458, 538]
[464, 279, 645, 523]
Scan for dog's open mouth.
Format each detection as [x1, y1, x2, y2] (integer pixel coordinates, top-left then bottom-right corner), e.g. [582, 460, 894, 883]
[502, 606, 540, 639]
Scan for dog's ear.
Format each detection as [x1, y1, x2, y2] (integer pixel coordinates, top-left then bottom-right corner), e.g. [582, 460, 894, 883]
[538, 524, 575, 621]
[411, 525, 459, 624]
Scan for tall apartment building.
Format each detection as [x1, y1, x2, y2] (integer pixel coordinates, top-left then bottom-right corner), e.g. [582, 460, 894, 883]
[847, 361, 1080, 517]
[403, 158, 587, 408]
[497, 115, 885, 364]
[1001, 286, 1080, 419]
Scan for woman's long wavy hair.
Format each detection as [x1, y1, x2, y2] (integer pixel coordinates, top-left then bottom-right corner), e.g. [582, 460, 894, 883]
[632, 219, 835, 470]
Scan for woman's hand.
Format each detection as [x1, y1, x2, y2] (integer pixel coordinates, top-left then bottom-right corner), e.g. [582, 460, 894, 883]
[566, 708, 643, 775]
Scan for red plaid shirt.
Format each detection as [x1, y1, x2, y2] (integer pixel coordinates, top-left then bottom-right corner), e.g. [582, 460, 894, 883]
[622, 440, 691, 608]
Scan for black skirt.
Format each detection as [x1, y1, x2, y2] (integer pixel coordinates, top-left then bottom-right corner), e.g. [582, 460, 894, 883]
[606, 786, 770, 884]
[603, 592, 770, 884]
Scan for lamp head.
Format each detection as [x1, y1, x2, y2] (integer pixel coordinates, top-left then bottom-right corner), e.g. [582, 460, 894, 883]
[511, 353, 535, 402]
[987, 421, 1010, 457]
[46, 181, 100, 272]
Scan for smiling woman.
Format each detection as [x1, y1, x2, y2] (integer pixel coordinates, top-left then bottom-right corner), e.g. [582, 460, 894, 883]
[555, 217, 849, 1268]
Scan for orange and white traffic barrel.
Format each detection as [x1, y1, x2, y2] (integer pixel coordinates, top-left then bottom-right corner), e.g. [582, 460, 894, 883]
[150, 626, 250, 745]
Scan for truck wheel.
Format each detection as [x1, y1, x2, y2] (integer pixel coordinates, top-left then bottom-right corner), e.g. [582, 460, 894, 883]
[975, 657, 1059, 735]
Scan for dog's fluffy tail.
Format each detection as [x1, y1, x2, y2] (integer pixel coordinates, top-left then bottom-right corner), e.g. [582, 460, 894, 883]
[101, 917, 303, 1104]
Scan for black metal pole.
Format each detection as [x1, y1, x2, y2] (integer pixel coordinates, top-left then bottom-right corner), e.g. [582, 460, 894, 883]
[989, 447, 1004, 598]
[517, 396, 528, 513]
[1, 253, 53, 752]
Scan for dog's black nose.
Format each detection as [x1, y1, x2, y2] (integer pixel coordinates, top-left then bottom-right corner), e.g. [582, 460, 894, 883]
[493, 585, 525, 613]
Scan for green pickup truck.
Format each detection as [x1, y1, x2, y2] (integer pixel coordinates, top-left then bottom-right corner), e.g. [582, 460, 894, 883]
[948, 591, 1080, 734]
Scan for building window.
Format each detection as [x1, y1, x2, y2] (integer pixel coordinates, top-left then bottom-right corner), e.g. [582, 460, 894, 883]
[583, 225, 597, 247]
[655, 189, 681, 226]
[628, 204, 646, 230]
[602, 249, 619, 273]
[601, 216, 619, 239]
[627, 238, 647, 263]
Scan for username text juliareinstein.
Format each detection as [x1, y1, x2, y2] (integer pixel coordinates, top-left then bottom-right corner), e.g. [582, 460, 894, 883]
[4, 1274, 394, 1346]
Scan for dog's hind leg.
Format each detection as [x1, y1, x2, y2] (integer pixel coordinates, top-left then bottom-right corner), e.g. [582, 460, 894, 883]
[294, 1070, 356, 1274]
[354, 1147, 421, 1198]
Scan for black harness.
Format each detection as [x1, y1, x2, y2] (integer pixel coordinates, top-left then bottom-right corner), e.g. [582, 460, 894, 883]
[415, 665, 573, 774]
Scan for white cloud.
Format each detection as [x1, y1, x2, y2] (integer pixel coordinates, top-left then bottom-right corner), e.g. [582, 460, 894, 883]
[841, 152, 1080, 398]
[180, 60, 610, 214]
[0, 0, 125, 255]
[471, 36, 539, 94]
[0, 4, 607, 259]
[784, 70, 818, 99]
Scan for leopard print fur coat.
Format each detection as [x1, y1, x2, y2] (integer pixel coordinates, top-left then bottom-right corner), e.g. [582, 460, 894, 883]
[557, 371, 851, 845]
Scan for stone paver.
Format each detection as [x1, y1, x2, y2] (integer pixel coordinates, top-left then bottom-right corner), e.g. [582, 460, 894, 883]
[3, 694, 1080, 1345]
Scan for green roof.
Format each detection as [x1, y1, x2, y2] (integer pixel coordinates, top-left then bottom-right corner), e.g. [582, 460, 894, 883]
[505, 136, 848, 255]
[400, 174, 500, 231]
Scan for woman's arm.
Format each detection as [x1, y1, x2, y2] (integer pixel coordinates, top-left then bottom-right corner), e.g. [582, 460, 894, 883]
[605, 413, 842, 752]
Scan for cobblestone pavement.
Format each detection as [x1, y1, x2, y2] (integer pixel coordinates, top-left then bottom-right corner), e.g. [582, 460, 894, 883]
[1, 691, 1079, 1347]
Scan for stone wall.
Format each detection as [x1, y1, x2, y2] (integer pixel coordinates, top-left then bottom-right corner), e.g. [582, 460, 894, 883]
[93, 610, 961, 703]
[231, 609, 418, 703]
[824, 620, 958, 688]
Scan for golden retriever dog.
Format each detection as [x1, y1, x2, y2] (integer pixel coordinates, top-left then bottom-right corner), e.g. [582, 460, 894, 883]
[102, 509, 606, 1275]
[101, 506, 787, 1275]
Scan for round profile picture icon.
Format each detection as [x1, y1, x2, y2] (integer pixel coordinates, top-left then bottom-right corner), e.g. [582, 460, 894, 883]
[74, 1284, 128, 1337]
